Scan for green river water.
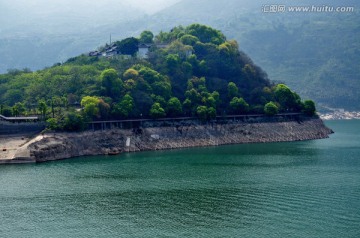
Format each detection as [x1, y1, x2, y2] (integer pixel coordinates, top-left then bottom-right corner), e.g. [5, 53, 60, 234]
[0, 120, 359, 237]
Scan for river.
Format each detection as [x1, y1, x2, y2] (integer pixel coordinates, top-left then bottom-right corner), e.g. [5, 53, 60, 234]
[0, 120, 359, 237]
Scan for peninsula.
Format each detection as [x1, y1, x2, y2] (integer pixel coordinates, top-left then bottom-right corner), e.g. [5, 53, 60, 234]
[0, 24, 333, 163]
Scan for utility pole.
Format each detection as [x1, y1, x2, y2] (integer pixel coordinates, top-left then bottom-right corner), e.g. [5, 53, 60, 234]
[110, 34, 112, 45]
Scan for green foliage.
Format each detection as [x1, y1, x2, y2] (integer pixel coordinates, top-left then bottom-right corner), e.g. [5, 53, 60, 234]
[167, 97, 183, 117]
[139, 30, 154, 44]
[179, 34, 199, 46]
[98, 99, 111, 119]
[303, 100, 316, 116]
[207, 107, 216, 119]
[116, 37, 139, 56]
[186, 24, 226, 45]
[196, 106, 216, 120]
[38, 99, 48, 120]
[150, 102, 166, 118]
[227, 82, 238, 98]
[46, 118, 60, 130]
[112, 94, 134, 118]
[81, 96, 100, 119]
[100, 68, 123, 99]
[123, 68, 139, 80]
[196, 105, 208, 120]
[0, 23, 314, 129]
[63, 112, 85, 131]
[12, 102, 25, 116]
[264, 102, 279, 116]
[1, 106, 12, 117]
[274, 84, 299, 112]
[229, 97, 249, 114]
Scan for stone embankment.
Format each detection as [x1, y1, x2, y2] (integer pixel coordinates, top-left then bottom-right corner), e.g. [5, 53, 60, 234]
[12, 117, 333, 163]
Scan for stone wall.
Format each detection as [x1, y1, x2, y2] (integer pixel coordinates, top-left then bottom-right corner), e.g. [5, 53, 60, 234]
[28, 118, 333, 163]
[0, 121, 45, 135]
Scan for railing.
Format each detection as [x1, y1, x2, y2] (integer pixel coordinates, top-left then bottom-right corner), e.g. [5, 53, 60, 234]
[86, 113, 304, 131]
[0, 114, 39, 122]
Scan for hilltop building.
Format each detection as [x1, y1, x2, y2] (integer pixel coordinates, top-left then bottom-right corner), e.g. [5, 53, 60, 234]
[89, 43, 182, 59]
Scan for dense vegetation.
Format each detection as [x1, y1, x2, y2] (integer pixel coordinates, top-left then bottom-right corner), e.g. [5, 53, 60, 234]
[1, 1, 358, 111]
[0, 24, 315, 131]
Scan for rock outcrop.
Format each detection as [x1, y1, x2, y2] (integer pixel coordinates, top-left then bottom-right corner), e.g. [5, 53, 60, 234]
[25, 117, 333, 163]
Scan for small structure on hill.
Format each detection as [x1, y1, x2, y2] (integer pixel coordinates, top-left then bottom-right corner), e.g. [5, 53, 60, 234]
[89, 42, 173, 59]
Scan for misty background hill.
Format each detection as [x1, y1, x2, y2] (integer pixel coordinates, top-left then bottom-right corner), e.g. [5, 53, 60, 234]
[0, 0, 359, 111]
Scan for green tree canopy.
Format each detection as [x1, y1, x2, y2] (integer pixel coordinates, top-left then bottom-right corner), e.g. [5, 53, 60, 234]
[264, 101, 279, 116]
[274, 84, 301, 111]
[139, 30, 154, 44]
[228, 82, 239, 99]
[38, 99, 48, 120]
[112, 94, 134, 118]
[150, 102, 166, 118]
[100, 68, 123, 99]
[116, 37, 139, 56]
[81, 96, 100, 119]
[303, 100, 316, 116]
[167, 97, 183, 117]
[179, 34, 199, 46]
[186, 24, 226, 45]
[229, 97, 249, 114]
[123, 68, 139, 80]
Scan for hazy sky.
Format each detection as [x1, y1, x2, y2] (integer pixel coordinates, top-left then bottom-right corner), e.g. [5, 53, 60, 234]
[0, 0, 182, 33]
[0, 0, 181, 14]
[126, 0, 181, 14]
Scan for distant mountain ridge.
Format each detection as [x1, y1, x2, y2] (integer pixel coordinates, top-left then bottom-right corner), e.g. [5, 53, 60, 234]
[0, 0, 359, 110]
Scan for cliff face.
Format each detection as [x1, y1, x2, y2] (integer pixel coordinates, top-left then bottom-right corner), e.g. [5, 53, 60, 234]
[27, 118, 333, 163]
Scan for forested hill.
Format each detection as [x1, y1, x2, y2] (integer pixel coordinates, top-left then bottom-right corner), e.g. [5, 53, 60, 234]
[143, 0, 360, 111]
[1, 0, 358, 111]
[0, 24, 315, 131]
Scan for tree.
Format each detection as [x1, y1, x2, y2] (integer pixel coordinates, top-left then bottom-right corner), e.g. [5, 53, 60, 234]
[81, 96, 100, 119]
[139, 30, 154, 44]
[113, 94, 134, 118]
[230, 97, 249, 114]
[264, 102, 279, 116]
[38, 100, 48, 120]
[100, 69, 123, 99]
[186, 24, 225, 45]
[274, 84, 299, 111]
[166, 54, 181, 72]
[46, 118, 59, 130]
[179, 34, 199, 46]
[152, 81, 172, 99]
[1, 106, 12, 117]
[150, 102, 166, 118]
[167, 97, 182, 116]
[12, 102, 25, 117]
[63, 112, 85, 131]
[207, 107, 216, 119]
[116, 37, 139, 56]
[123, 68, 139, 80]
[196, 105, 208, 120]
[183, 98, 192, 115]
[303, 100, 316, 116]
[228, 82, 239, 98]
[98, 99, 111, 119]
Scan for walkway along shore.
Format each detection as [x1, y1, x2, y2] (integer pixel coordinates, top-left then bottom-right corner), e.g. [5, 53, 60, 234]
[0, 115, 334, 164]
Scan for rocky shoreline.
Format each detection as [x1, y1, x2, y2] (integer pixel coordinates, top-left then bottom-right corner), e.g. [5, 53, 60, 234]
[0, 117, 333, 164]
